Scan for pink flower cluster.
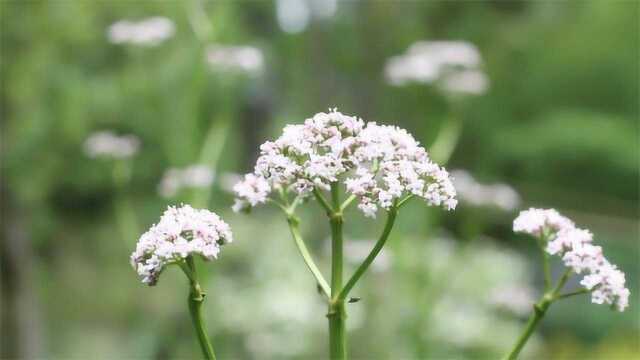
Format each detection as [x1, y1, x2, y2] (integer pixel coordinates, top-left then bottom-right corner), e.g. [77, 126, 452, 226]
[232, 109, 457, 217]
[513, 208, 629, 311]
[131, 205, 233, 285]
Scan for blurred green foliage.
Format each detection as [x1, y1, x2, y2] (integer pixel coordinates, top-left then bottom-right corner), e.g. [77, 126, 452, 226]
[1, 1, 638, 359]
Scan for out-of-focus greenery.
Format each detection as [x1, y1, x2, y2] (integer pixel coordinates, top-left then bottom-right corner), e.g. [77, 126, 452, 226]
[1, 1, 638, 359]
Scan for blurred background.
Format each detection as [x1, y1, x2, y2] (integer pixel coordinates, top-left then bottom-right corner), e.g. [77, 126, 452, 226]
[1, 1, 638, 359]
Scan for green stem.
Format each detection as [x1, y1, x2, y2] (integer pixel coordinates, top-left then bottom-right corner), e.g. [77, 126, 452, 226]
[536, 233, 551, 292]
[183, 257, 216, 360]
[286, 214, 331, 298]
[549, 268, 573, 298]
[314, 187, 334, 215]
[340, 194, 357, 212]
[338, 207, 398, 301]
[503, 297, 552, 360]
[328, 183, 346, 360]
[554, 288, 591, 300]
[328, 299, 347, 360]
[503, 269, 573, 359]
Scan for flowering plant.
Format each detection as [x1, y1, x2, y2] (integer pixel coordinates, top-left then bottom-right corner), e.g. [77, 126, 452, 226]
[504, 208, 629, 359]
[233, 109, 456, 358]
[131, 205, 233, 359]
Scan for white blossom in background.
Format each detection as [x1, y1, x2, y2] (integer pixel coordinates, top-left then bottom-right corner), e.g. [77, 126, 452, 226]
[219, 172, 243, 193]
[205, 44, 264, 76]
[130, 205, 232, 285]
[424, 238, 539, 354]
[452, 170, 521, 211]
[232, 109, 457, 217]
[84, 131, 140, 159]
[107, 17, 175, 46]
[384, 40, 489, 95]
[513, 208, 629, 311]
[440, 70, 489, 95]
[276, 0, 338, 34]
[488, 285, 536, 316]
[158, 165, 214, 198]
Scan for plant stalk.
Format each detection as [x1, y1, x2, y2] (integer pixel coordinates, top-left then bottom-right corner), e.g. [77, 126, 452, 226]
[338, 207, 398, 301]
[185, 257, 216, 360]
[504, 268, 573, 359]
[504, 297, 551, 360]
[328, 183, 346, 359]
[287, 214, 331, 298]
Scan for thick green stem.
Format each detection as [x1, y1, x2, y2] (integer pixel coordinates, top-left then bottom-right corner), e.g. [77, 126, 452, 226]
[328, 183, 346, 359]
[338, 207, 398, 301]
[184, 258, 216, 360]
[328, 299, 347, 360]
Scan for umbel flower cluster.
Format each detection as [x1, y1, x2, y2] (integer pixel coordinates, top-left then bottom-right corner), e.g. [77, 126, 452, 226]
[514, 208, 629, 311]
[131, 205, 233, 285]
[232, 109, 457, 217]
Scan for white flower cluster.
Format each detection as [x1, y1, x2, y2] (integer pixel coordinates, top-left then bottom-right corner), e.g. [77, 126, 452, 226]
[513, 208, 629, 311]
[158, 165, 214, 198]
[130, 205, 232, 285]
[84, 131, 140, 159]
[452, 170, 521, 211]
[385, 41, 489, 95]
[205, 44, 264, 75]
[107, 17, 175, 47]
[233, 109, 457, 217]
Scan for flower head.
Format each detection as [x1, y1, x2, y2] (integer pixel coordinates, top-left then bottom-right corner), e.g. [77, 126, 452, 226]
[513, 208, 629, 311]
[233, 109, 457, 217]
[130, 205, 232, 285]
[384, 40, 489, 95]
[84, 131, 140, 159]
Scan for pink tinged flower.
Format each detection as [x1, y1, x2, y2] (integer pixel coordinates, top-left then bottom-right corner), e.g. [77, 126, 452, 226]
[231, 109, 457, 217]
[512, 208, 630, 312]
[130, 205, 232, 286]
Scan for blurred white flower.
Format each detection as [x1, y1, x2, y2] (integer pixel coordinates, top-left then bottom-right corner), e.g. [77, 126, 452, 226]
[451, 169, 521, 211]
[205, 44, 264, 75]
[276, 0, 338, 34]
[385, 40, 489, 95]
[107, 17, 174, 46]
[431, 297, 539, 353]
[488, 285, 535, 316]
[219, 172, 243, 193]
[84, 131, 140, 159]
[233, 109, 457, 217]
[440, 70, 489, 95]
[158, 164, 214, 198]
[513, 208, 630, 311]
[130, 205, 232, 285]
